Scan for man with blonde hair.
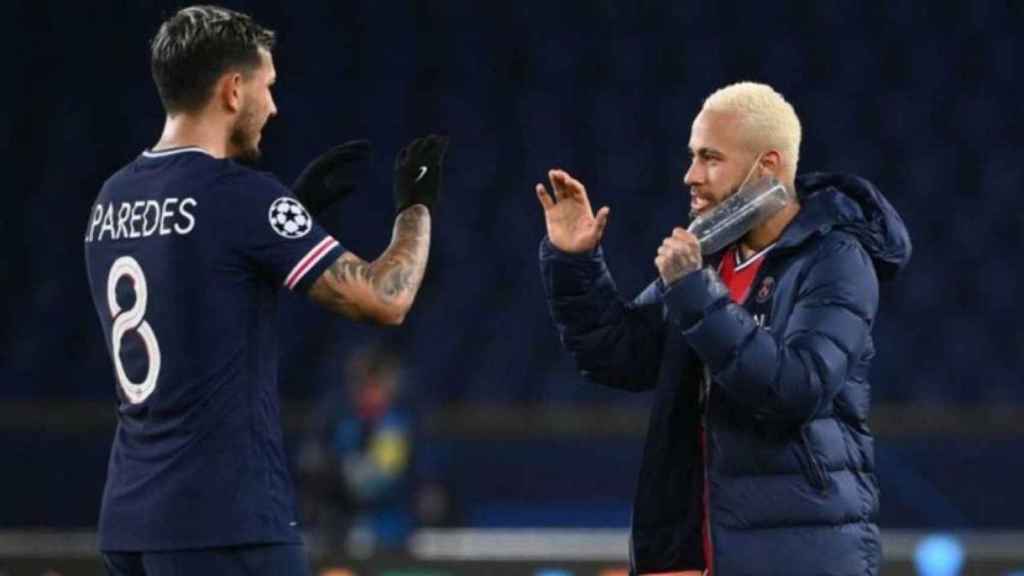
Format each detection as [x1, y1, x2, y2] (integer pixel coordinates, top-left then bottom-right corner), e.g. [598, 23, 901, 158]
[536, 82, 911, 575]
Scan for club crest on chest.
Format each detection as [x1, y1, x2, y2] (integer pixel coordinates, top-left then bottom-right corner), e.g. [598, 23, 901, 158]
[755, 276, 776, 304]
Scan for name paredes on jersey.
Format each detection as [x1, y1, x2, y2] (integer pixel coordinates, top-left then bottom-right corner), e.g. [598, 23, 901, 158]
[85, 198, 197, 243]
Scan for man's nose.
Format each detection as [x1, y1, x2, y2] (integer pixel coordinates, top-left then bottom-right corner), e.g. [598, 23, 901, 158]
[683, 162, 702, 187]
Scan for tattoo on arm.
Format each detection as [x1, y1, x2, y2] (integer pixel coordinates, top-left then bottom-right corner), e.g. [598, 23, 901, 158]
[312, 205, 431, 322]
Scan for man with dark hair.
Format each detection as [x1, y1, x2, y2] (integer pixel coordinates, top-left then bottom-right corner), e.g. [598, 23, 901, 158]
[84, 5, 447, 575]
[150, 5, 278, 116]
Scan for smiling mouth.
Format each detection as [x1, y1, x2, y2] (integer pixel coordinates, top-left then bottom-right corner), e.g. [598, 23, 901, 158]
[690, 194, 712, 215]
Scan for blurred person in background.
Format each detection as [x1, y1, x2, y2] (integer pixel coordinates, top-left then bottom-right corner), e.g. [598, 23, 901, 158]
[298, 344, 414, 552]
[83, 5, 446, 575]
[536, 82, 911, 575]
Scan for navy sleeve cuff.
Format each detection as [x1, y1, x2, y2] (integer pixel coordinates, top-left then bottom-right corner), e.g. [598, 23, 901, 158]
[662, 268, 729, 329]
[539, 236, 602, 263]
[293, 243, 344, 293]
[538, 237, 610, 295]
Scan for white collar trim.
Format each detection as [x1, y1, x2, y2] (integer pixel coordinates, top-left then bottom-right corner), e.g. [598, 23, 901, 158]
[142, 146, 213, 158]
[734, 242, 777, 271]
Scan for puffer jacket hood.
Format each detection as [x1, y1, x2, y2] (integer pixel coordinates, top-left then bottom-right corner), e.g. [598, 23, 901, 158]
[790, 172, 912, 281]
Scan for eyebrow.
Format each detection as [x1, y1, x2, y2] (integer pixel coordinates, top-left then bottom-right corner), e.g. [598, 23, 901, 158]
[688, 147, 725, 158]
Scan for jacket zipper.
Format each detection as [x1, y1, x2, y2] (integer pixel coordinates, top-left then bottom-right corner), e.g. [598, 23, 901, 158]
[701, 366, 715, 576]
[699, 247, 778, 574]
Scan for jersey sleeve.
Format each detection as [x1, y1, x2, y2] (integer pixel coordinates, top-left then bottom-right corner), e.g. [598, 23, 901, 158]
[222, 169, 345, 293]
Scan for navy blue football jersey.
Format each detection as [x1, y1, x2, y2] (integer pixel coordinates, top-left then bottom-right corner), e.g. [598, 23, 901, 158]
[84, 146, 344, 551]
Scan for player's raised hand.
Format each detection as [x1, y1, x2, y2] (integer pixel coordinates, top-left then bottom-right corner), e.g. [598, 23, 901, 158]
[291, 140, 372, 216]
[535, 169, 610, 254]
[394, 134, 449, 213]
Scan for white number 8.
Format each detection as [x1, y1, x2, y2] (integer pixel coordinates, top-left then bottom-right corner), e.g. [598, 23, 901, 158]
[107, 256, 161, 404]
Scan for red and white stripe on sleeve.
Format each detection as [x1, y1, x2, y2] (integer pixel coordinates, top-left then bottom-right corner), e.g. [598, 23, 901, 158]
[284, 236, 339, 290]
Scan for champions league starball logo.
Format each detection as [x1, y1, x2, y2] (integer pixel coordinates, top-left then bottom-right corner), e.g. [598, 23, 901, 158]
[268, 197, 312, 239]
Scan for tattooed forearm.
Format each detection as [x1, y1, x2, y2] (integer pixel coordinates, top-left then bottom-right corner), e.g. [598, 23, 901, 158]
[311, 205, 431, 324]
[326, 258, 371, 289]
[380, 266, 414, 299]
[371, 205, 431, 302]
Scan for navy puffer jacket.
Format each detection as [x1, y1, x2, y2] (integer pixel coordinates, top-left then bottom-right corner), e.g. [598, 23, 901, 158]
[539, 173, 911, 575]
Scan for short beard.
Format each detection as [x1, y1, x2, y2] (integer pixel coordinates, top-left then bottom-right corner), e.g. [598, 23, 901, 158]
[689, 182, 742, 221]
[229, 107, 262, 165]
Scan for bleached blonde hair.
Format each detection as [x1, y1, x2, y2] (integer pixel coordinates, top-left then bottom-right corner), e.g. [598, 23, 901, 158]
[702, 82, 802, 176]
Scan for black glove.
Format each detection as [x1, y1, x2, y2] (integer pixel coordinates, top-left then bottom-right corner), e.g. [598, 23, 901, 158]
[393, 134, 449, 213]
[291, 140, 372, 216]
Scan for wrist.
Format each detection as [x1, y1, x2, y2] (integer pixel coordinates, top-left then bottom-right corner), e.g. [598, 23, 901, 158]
[660, 267, 698, 289]
[396, 199, 429, 213]
[539, 238, 606, 290]
[545, 237, 599, 258]
[398, 203, 430, 217]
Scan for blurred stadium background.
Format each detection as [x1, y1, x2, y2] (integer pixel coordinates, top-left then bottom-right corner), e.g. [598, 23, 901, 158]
[2, 1, 1022, 575]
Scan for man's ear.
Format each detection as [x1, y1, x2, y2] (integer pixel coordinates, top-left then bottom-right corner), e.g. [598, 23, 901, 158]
[761, 150, 782, 177]
[217, 72, 244, 113]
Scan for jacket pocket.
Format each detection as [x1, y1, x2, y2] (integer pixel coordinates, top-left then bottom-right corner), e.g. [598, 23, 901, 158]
[798, 427, 829, 492]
